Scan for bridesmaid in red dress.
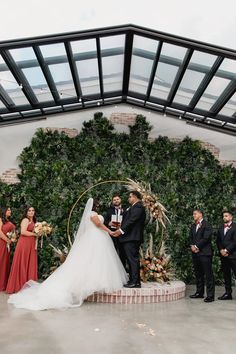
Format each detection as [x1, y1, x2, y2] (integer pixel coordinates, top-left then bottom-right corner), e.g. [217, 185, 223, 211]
[0, 207, 15, 291]
[6, 206, 38, 294]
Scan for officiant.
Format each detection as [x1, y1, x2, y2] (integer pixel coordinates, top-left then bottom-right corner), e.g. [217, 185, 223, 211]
[104, 194, 126, 268]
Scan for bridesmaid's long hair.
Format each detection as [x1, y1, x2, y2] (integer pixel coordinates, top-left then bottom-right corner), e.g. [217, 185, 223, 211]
[21, 206, 37, 223]
[0, 207, 12, 224]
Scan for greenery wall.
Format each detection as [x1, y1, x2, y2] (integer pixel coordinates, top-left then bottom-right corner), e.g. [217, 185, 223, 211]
[0, 112, 235, 283]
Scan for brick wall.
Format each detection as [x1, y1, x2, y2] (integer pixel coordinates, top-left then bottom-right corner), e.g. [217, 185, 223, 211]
[199, 142, 220, 159]
[0, 168, 21, 185]
[43, 127, 79, 138]
[110, 112, 137, 125]
[110, 113, 225, 161]
[0, 113, 235, 184]
[219, 160, 236, 168]
[168, 139, 220, 159]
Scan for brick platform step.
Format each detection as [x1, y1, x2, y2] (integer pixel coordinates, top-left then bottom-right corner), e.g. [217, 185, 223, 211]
[86, 281, 186, 304]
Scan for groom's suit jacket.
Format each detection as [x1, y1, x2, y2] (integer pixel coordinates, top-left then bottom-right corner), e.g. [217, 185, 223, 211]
[189, 219, 213, 257]
[216, 222, 236, 259]
[119, 201, 146, 243]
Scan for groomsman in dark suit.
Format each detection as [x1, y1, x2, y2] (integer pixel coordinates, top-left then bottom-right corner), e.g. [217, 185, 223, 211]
[217, 210, 236, 300]
[112, 191, 146, 288]
[104, 194, 126, 267]
[189, 209, 215, 302]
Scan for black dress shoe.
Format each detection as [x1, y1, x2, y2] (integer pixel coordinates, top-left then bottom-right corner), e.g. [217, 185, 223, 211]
[204, 297, 214, 302]
[218, 293, 232, 300]
[189, 293, 204, 299]
[124, 283, 141, 288]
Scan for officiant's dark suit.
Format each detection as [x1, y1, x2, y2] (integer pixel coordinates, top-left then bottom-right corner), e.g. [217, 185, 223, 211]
[104, 203, 126, 268]
[118, 193, 146, 287]
[189, 210, 215, 301]
[216, 214, 236, 299]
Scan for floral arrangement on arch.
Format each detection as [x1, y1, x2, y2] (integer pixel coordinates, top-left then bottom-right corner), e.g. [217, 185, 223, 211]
[140, 234, 174, 283]
[126, 179, 170, 230]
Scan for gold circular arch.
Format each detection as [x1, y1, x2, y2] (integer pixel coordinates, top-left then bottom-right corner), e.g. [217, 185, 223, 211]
[67, 179, 130, 246]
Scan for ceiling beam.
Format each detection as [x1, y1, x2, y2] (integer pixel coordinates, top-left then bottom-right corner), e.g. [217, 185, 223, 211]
[0, 50, 38, 107]
[122, 31, 134, 99]
[0, 83, 15, 110]
[210, 80, 236, 116]
[64, 41, 83, 103]
[33, 46, 61, 104]
[145, 41, 163, 101]
[188, 56, 224, 109]
[166, 48, 194, 105]
[96, 37, 104, 99]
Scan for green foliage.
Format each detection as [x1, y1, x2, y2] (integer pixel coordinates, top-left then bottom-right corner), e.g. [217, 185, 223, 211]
[0, 112, 235, 283]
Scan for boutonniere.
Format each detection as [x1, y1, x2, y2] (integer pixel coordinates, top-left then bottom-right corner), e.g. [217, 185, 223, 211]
[126, 207, 130, 211]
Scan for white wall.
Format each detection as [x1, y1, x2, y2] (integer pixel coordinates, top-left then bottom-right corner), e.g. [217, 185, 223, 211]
[0, 104, 235, 174]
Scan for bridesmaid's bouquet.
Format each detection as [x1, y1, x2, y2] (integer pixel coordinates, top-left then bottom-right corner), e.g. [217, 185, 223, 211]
[34, 221, 53, 249]
[6, 230, 18, 252]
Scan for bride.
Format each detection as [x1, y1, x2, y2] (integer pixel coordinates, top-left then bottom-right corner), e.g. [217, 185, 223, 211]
[8, 198, 128, 310]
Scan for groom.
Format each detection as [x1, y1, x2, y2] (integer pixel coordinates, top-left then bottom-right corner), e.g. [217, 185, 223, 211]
[112, 191, 146, 288]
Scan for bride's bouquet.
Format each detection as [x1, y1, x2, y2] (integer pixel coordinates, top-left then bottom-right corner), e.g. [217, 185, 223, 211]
[34, 221, 53, 249]
[6, 230, 18, 252]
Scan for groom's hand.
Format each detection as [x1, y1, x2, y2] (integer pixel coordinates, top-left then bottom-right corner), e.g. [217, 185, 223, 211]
[112, 229, 122, 237]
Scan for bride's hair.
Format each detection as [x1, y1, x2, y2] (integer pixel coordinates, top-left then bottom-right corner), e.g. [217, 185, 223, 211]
[92, 199, 100, 211]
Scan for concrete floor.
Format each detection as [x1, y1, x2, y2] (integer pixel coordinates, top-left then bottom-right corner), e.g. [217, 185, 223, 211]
[0, 286, 235, 354]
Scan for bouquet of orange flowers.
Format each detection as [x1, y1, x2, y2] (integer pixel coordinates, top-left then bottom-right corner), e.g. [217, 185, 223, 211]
[140, 235, 173, 283]
[34, 221, 53, 249]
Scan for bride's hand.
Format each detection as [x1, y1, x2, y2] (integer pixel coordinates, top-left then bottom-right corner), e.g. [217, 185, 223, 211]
[109, 230, 115, 237]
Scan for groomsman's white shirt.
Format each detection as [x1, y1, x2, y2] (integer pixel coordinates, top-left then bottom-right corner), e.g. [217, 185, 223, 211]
[195, 218, 203, 232]
[224, 222, 232, 236]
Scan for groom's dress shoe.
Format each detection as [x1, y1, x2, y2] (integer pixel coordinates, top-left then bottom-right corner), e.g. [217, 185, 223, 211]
[218, 293, 232, 300]
[124, 283, 141, 288]
[204, 297, 214, 303]
[189, 293, 204, 299]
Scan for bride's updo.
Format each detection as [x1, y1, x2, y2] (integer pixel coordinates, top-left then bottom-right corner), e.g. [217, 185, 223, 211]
[92, 199, 100, 212]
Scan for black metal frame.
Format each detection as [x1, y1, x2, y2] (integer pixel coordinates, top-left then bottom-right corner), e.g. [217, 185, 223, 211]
[0, 24, 235, 132]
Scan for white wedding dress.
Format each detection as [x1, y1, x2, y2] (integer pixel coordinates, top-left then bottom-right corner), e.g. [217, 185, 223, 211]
[8, 198, 128, 310]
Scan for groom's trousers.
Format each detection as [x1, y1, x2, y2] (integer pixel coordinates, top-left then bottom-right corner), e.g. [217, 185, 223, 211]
[112, 238, 127, 270]
[121, 241, 141, 284]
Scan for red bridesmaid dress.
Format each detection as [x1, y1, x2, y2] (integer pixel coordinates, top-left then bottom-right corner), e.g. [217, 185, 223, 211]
[0, 221, 15, 291]
[6, 222, 38, 294]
